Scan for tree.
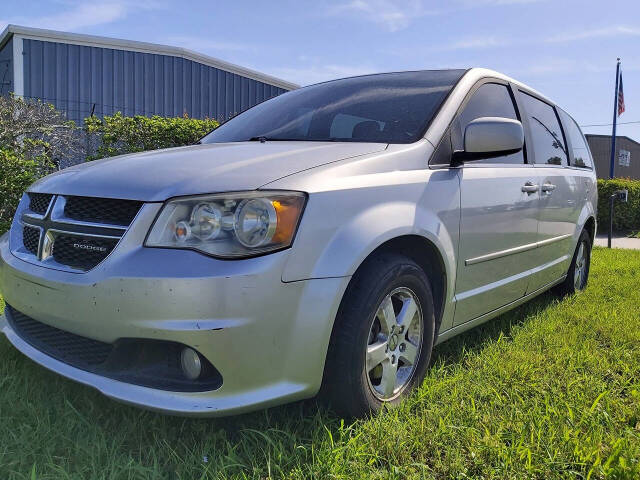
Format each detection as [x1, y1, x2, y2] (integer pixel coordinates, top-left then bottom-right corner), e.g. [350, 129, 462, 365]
[0, 94, 81, 174]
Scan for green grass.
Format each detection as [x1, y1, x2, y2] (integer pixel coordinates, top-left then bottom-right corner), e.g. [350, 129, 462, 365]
[0, 247, 638, 479]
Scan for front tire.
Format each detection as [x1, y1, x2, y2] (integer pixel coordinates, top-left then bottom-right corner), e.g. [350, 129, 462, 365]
[553, 229, 592, 296]
[321, 253, 436, 418]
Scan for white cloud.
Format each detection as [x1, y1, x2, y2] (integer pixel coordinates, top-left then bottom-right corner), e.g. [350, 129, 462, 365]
[166, 35, 254, 54]
[456, 0, 544, 4]
[269, 63, 379, 86]
[546, 25, 640, 43]
[516, 59, 593, 76]
[435, 35, 504, 51]
[328, 0, 438, 32]
[514, 57, 640, 76]
[417, 23, 640, 53]
[1, 1, 164, 32]
[29, 3, 127, 31]
[327, 0, 545, 31]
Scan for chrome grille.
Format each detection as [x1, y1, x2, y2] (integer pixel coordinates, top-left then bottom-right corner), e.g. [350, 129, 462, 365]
[64, 196, 143, 226]
[22, 226, 40, 255]
[28, 193, 53, 215]
[52, 233, 120, 270]
[13, 194, 142, 272]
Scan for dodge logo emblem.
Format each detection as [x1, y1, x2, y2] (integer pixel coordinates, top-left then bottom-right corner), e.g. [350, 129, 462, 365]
[73, 243, 107, 253]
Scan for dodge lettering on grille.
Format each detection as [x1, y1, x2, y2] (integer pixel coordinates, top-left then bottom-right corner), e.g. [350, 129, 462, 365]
[73, 243, 108, 253]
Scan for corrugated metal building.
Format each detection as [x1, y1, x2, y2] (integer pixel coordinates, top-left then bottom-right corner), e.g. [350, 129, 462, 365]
[585, 134, 640, 180]
[0, 25, 298, 124]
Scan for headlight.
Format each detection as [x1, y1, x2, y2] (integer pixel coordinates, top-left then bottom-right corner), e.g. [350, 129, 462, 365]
[145, 191, 306, 258]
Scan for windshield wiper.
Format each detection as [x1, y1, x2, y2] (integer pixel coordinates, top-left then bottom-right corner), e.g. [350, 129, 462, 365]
[247, 136, 364, 143]
[248, 136, 302, 142]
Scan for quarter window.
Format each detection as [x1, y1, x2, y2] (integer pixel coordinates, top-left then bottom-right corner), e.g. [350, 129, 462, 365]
[558, 109, 593, 169]
[455, 83, 524, 164]
[520, 92, 568, 166]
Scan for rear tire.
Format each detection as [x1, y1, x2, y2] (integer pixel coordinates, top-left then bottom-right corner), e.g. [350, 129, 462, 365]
[321, 253, 436, 418]
[553, 229, 592, 297]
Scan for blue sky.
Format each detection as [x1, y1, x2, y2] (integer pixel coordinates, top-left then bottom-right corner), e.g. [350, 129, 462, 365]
[1, 0, 639, 140]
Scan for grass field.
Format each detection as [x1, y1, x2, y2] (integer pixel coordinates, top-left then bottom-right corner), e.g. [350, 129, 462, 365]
[0, 247, 638, 479]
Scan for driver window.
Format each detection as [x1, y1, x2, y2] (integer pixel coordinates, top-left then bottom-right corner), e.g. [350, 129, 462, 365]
[453, 83, 525, 165]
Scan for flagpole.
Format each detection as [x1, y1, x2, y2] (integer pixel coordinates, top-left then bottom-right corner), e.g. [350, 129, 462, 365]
[609, 58, 620, 179]
[608, 58, 621, 248]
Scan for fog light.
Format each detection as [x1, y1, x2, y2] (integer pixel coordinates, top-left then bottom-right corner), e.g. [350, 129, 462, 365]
[180, 347, 202, 380]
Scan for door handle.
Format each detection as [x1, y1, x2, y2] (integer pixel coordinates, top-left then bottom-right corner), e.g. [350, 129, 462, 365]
[521, 182, 539, 194]
[541, 183, 556, 193]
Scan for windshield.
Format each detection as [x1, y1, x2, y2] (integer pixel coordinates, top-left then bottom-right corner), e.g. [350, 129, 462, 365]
[201, 70, 466, 144]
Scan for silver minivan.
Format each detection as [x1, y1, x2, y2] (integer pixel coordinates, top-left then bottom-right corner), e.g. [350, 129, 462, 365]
[0, 68, 597, 417]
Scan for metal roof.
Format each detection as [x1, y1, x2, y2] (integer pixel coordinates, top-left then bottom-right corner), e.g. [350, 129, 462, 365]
[0, 24, 298, 91]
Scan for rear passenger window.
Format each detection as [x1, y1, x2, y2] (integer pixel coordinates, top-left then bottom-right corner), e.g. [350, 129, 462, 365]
[519, 92, 568, 166]
[558, 109, 593, 169]
[454, 83, 524, 164]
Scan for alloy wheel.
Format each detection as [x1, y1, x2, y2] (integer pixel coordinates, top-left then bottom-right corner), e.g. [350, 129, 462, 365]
[573, 241, 587, 290]
[365, 287, 423, 401]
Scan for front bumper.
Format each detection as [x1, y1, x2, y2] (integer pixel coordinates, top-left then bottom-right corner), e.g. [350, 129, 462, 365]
[0, 225, 349, 416]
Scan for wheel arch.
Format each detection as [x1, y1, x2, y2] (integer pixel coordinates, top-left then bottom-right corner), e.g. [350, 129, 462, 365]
[338, 234, 448, 334]
[318, 233, 449, 410]
[574, 199, 597, 246]
[583, 216, 596, 243]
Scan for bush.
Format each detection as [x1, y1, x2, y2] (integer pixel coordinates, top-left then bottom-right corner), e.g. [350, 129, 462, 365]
[597, 178, 640, 232]
[0, 94, 81, 170]
[0, 104, 219, 233]
[0, 149, 53, 233]
[0, 94, 67, 234]
[85, 113, 219, 159]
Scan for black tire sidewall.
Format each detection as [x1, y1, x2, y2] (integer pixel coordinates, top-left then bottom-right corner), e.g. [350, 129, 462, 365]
[576, 231, 592, 290]
[557, 229, 592, 296]
[326, 254, 436, 416]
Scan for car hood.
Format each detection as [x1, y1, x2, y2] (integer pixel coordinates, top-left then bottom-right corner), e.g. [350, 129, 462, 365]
[30, 142, 387, 201]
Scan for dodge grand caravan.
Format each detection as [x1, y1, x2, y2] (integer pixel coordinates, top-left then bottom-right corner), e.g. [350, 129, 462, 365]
[0, 68, 597, 417]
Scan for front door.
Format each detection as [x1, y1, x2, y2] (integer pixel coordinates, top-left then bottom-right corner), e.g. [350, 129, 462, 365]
[451, 81, 542, 325]
[454, 166, 541, 323]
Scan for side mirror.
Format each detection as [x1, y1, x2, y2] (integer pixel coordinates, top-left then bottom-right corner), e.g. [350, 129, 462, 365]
[452, 117, 524, 164]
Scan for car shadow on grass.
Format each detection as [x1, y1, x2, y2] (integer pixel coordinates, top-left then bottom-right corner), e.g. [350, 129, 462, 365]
[430, 290, 560, 368]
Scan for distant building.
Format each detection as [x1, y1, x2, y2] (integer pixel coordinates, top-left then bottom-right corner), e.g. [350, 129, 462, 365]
[585, 134, 640, 180]
[0, 25, 298, 124]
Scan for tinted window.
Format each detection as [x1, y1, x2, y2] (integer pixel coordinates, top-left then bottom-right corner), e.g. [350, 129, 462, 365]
[454, 83, 524, 164]
[201, 70, 465, 144]
[558, 109, 593, 169]
[520, 92, 568, 166]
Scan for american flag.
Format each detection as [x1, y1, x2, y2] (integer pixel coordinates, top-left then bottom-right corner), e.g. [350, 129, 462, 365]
[618, 71, 625, 116]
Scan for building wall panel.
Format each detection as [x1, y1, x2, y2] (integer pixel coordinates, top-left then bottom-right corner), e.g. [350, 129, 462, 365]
[21, 38, 288, 124]
[586, 135, 640, 180]
[0, 37, 13, 96]
[55, 43, 67, 115]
